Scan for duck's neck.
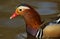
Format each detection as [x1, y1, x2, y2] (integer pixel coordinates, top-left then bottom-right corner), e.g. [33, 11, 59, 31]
[23, 9, 42, 36]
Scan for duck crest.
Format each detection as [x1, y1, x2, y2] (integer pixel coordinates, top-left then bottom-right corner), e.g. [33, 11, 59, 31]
[17, 3, 34, 9]
[17, 4, 27, 7]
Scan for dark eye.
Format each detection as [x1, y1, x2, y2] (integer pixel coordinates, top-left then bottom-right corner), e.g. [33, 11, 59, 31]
[19, 9, 22, 11]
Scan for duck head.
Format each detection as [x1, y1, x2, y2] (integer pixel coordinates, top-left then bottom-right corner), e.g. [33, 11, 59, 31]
[10, 4, 42, 38]
[10, 4, 31, 19]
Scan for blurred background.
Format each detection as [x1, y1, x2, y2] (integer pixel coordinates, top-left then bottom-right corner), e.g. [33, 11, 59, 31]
[0, 0, 60, 39]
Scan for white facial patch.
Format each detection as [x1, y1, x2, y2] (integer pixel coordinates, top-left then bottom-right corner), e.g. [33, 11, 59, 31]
[17, 6, 30, 9]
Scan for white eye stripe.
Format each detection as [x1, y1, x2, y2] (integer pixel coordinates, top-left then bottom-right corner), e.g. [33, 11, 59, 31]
[18, 6, 30, 9]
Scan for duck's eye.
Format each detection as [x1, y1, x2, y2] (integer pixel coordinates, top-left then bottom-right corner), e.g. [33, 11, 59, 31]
[19, 9, 22, 11]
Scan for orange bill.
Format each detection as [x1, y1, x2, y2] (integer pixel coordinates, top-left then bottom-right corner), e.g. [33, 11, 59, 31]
[10, 13, 18, 19]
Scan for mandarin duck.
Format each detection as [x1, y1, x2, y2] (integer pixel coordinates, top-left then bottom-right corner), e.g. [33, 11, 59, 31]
[10, 4, 60, 39]
[10, 4, 43, 39]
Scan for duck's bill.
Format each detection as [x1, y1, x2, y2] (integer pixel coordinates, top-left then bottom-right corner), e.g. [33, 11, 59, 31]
[10, 12, 18, 19]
